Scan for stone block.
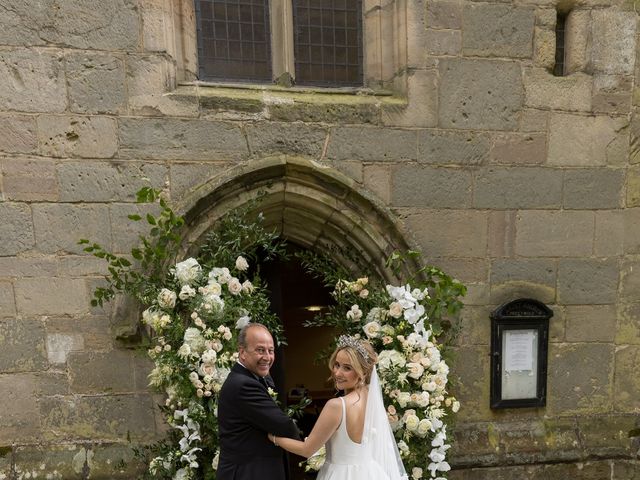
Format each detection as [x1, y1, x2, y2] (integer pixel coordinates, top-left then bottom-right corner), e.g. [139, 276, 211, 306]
[632, 114, 640, 164]
[15, 278, 88, 316]
[518, 108, 548, 133]
[426, 0, 462, 29]
[0, 318, 47, 373]
[548, 113, 629, 166]
[382, 69, 439, 128]
[140, 0, 172, 52]
[391, 165, 471, 207]
[68, 350, 135, 393]
[169, 162, 230, 199]
[90, 443, 147, 478]
[426, 29, 462, 56]
[0, 114, 38, 154]
[487, 210, 516, 257]
[46, 333, 85, 365]
[617, 303, 640, 345]
[417, 129, 490, 165]
[47, 315, 114, 352]
[563, 168, 625, 209]
[0, 256, 58, 278]
[533, 27, 555, 69]
[13, 444, 88, 480]
[523, 68, 592, 111]
[591, 10, 637, 75]
[438, 59, 523, 130]
[0, 373, 40, 443]
[620, 259, 640, 302]
[0, 202, 34, 255]
[614, 345, 640, 411]
[490, 259, 556, 304]
[1, 157, 57, 201]
[462, 4, 535, 58]
[404, 210, 488, 257]
[39, 0, 140, 51]
[565, 305, 616, 342]
[451, 346, 492, 421]
[40, 394, 157, 441]
[455, 305, 492, 346]
[557, 258, 619, 305]
[474, 167, 562, 209]
[363, 164, 391, 204]
[66, 52, 127, 114]
[38, 115, 118, 159]
[247, 122, 327, 158]
[0, 0, 48, 46]
[623, 208, 640, 254]
[33, 203, 111, 254]
[627, 165, 640, 207]
[564, 10, 590, 74]
[57, 255, 109, 277]
[0, 281, 15, 318]
[595, 210, 624, 256]
[0, 49, 67, 113]
[118, 118, 248, 160]
[334, 160, 363, 183]
[578, 414, 639, 457]
[428, 257, 489, 283]
[515, 210, 594, 257]
[547, 343, 614, 414]
[613, 460, 640, 479]
[35, 371, 70, 396]
[109, 202, 162, 254]
[58, 161, 168, 202]
[326, 126, 416, 161]
[592, 74, 633, 115]
[490, 133, 546, 165]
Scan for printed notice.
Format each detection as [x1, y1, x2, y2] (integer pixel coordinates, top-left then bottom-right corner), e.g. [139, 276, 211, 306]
[504, 330, 534, 372]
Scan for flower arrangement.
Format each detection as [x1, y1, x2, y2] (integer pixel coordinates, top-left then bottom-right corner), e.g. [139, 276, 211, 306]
[297, 251, 466, 479]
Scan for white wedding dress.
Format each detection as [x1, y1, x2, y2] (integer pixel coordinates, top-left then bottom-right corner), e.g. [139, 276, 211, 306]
[316, 368, 407, 480]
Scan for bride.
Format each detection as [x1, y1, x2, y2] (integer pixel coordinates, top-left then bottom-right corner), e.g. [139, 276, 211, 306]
[268, 335, 408, 480]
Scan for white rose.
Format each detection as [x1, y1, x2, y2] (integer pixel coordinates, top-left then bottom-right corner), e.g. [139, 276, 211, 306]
[363, 321, 381, 338]
[157, 288, 177, 309]
[174, 468, 189, 480]
[235, 256, 249, 271]
[174, 258, 201, 285]
[179, 285, 196, 300]
[227, 277, 243, 295]
[218, 268, 232, 284]
[177, 343, 191, 359]
[199, 363, 216, 377]
[200, 282, 222, 296]
[397, 391, 411, 408]
[404, 413, 420, 431]
[359, 289, 369, 298]
[211, 452, 220, 470]
[236, 315, 251, 330]
[412, 467, 423, 479]
[201, 349, 217, 364]
[388, 302, 403, 318]
[346, 304, 363, 322]
[242, 280, 254, 294]
[407, 362, 425, 380]
[184, 327, 205, 353]
[452, 400, 460, 413]
[417, 418, 432, 436]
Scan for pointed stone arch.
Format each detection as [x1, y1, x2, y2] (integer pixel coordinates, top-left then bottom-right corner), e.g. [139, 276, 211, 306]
[176, 156, 417, 282]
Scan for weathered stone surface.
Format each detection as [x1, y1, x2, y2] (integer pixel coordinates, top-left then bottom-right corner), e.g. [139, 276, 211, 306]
[33, 203, 111, 254]
[565, 305, 616, 342]
[474, 167, 562, 208]
[247, 122, 327, 157]
[523, 68, 592, 111]
[426, 0, 462, 29]
[1, 157, 57, 201]
[455, 305, 492, 345]
[578, 414, 639, 457]
[451, 346, 491, 421]
[557, 258, 619, 305]
[68, 350, 135, 393]
[39, 0, 140, 51]
[392, 166, 471, 207]
[490, 133, 546, 165]
[426, 29, 462, 56]
[66, 52, 127, 114]
[15, 278, 88, 316]
[439, 59, 523, 130]
[38, 115, 118, 159]
[533, 26, 555, 69]
[58, 161, 168, 202]
[326, 126, 416, 161]
[490, 259, 556, 304]
[168, 162, 230, 199]
[118, 118, 248, 160]
[620, 259, 640, 302]
[515, 210, 594, 257]
[0, 256, 58, 278]
[595, 210, 624, 256]
[449, 460, 617, 479]
[57, 255, 108, 277]
[0, 374, 40, 442]
[0, 202, 34, 255]
[417, 129, 490, 165]
[563, 168, 625, 209]
[40, 394, 157, 441]
[109, 202, 162, 254]
[487, 210, 516, 257]
[46, 332, 84, 364]
[591, 10, 637, 75]
[0, 0, 50, 46]
[13, 444, 89, 480]
[617, 303, 640, 344]
[548, 113, 629, 166]
[592, 74, 634, 115]
[627, 165, 640, 207]
[0, 114, 38, 153]
[623, 208, 640, 254]
[404, 210, 487, 257]
[0, 49, 67, 113]
[548, 343, 614, 414]
[0, 281, 15, 318]
[363, 164, 392, 204]
[47, 315, 113, 352]
[519, 108, 548, 133]
[614, 345, 640, 411]
[0, 318, 47, 373]
[564, 10, 590, 74]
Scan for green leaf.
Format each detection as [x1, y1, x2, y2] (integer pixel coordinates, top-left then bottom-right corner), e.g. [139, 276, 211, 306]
[78, 239, 89, 244]
[131, 248, 143, 260]
[146, 214, 157, 225]
[128, 214, 142, 221]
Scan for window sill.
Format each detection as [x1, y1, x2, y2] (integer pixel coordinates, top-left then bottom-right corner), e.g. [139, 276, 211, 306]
[168, 82, 405, 124]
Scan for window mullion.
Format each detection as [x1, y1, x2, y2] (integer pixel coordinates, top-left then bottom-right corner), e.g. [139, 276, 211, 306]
[270, 0, 295, 86]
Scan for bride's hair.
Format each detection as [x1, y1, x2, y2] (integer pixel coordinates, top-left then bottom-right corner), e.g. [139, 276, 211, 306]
[328, 338, 378, 387]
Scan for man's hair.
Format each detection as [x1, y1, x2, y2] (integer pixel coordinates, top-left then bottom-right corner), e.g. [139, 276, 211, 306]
[237, 322, 271, 348]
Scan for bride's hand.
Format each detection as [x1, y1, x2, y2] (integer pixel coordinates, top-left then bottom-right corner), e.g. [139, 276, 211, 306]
[268, 433, 278, 446]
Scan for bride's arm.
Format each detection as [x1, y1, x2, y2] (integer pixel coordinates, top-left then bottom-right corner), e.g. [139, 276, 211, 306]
[269, 398, 342, 458]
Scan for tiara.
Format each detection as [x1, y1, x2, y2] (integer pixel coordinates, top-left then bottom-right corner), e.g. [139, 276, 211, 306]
[337, 335, 370, 361]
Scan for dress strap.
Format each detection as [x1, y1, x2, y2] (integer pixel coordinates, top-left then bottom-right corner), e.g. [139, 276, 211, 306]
[339, 396, 346, 424]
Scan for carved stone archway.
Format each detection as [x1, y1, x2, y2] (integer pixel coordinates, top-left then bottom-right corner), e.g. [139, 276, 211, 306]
[177, 156, 417, 282]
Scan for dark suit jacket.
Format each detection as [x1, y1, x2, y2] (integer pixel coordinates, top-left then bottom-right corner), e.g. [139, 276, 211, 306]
[217, 363, 300, 480]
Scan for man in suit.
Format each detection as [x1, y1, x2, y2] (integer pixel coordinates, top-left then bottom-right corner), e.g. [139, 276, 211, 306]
[217, 322, 299, 480]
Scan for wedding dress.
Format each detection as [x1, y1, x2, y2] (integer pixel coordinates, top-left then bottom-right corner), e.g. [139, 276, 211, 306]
[316, 367, 408, 480]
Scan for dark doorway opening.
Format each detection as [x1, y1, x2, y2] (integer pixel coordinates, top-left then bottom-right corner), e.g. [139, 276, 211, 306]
[260, 244, 337, 479]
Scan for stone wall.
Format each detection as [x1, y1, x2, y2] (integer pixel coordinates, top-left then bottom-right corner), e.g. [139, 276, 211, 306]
[0, 0, 639, 478]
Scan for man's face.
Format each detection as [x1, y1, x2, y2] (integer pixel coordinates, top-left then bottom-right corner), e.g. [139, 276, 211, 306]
[239, 326, 275, 377]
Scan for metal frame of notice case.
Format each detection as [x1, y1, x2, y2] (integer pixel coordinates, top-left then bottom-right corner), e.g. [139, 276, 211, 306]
[490, 298, 553, 409]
